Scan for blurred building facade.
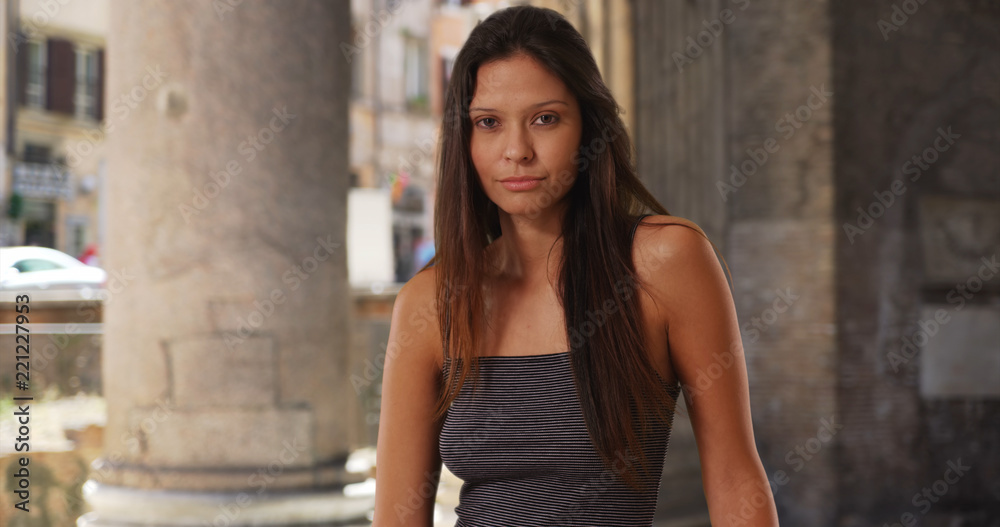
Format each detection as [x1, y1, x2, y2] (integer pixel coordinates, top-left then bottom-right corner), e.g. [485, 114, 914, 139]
[349, 0, 438, 284]
[0, 0, 108, 259]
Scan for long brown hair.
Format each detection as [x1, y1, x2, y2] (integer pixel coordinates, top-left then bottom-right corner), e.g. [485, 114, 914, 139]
[420, 5, 730, 492]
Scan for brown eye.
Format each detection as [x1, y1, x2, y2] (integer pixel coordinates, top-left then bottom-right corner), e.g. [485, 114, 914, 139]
[476, 118, 497, 129]
[537, 114, 558, 125]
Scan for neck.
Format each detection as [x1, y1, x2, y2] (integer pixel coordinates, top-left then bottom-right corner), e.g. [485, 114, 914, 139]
[489, 203, 569, 288]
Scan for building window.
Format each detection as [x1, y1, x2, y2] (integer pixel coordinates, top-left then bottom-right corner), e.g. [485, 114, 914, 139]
[22, 199, 56, 248]
[404, 36, 428, 112]
[66, 215, 89, 258]
[18, 37, 102, 118]
[25, 40, 47, 109]
[23, 143, 52, 164]
[75, 47, 100, 120]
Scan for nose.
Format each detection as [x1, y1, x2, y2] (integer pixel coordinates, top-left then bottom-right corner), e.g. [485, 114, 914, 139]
[503, 126, 533, 162]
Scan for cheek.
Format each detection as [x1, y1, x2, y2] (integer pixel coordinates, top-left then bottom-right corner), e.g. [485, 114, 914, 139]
[470, 135, 492, 175]
[548, 131, 582, 172]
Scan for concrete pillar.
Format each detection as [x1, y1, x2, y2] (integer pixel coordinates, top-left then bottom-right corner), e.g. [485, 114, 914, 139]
[722, 2, 837, 524]
[633, 0, 728, 247]
[633, 2, 729, 523]
[78, 1, 370, 525]
[634, 0, 837, 524]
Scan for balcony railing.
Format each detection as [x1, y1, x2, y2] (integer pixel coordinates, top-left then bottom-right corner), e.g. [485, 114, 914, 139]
[12, 162, 74, 200]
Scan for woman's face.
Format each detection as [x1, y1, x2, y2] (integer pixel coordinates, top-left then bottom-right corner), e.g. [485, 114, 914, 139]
[469, 53, 583, 218]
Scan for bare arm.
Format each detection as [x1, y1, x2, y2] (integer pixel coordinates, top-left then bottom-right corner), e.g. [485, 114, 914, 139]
[372, 268, 445, 527]
[640, 216, 779, 526]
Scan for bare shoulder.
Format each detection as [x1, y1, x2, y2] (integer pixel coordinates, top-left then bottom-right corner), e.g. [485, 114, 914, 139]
[392, 266, 444, 371]
[631, 215, 728, 325]
[632, 214, 714, 272]
[398, 265, 438, 301]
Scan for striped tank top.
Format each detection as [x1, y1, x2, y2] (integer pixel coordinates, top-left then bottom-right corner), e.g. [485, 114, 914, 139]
[438, 214, 677, 526]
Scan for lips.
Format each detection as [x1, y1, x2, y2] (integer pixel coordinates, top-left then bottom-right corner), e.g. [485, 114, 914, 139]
[499, 177, 543, 191]
[500, 176, 544, 182]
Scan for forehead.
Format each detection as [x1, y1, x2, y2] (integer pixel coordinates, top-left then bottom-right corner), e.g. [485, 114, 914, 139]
[470, 54, 574, 111]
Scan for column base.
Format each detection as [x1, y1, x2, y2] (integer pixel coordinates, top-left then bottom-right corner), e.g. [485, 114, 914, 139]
[76, 480, 375, 526]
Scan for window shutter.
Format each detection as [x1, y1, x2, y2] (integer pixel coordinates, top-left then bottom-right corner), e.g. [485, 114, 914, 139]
[96, 49, 105, 121]
[16, 34, 28, 106]
[46, 37, 75, 115]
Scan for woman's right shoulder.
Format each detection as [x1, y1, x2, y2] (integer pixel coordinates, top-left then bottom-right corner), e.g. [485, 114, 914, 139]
[391, 266, 444, 370]
[400, 265, 437, 295]
[396, 266, 438, 317]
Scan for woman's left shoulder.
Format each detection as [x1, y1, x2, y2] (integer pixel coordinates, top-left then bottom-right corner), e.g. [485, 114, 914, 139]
[632, 214, 724, 299]
[632, 214, 713, 264]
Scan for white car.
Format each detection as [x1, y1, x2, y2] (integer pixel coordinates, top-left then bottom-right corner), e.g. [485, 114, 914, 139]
[0, 246, 107, 291]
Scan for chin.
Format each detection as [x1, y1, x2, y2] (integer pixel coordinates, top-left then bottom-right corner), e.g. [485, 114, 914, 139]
[493, 194, 569, 220]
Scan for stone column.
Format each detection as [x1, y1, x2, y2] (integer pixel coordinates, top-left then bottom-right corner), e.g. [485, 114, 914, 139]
[633, 0, 728, 246]
[633, 2, 729, 522]
[634, 0, 838, 524]
[722, 2, 837, 524]
[78, 1, 370, 525]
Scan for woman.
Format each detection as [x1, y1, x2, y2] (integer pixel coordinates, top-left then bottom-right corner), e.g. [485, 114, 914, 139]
[374, 5, 778, 526]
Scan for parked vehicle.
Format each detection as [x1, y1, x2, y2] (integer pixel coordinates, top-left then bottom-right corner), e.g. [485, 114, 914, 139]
[0, 246, 107, 291]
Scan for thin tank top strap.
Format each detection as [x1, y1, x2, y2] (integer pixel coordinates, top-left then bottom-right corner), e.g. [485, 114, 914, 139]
[630, 213, 653, 243]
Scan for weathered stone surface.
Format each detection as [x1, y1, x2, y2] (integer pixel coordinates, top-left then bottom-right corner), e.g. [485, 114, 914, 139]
[919, 305, 1000, 399]
[82, 1, 370, 525]
[635, 0, 1000, 524]
[168, 335, 277, 408]
[125, 407, 313, 467]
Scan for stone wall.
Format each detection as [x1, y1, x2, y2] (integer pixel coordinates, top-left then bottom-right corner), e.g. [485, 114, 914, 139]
[832, 0, 1000, 524]
[635, 0, 1000, 524]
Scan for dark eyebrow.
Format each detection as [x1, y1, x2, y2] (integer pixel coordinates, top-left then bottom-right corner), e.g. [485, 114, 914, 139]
[468, 99, 568, 113]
